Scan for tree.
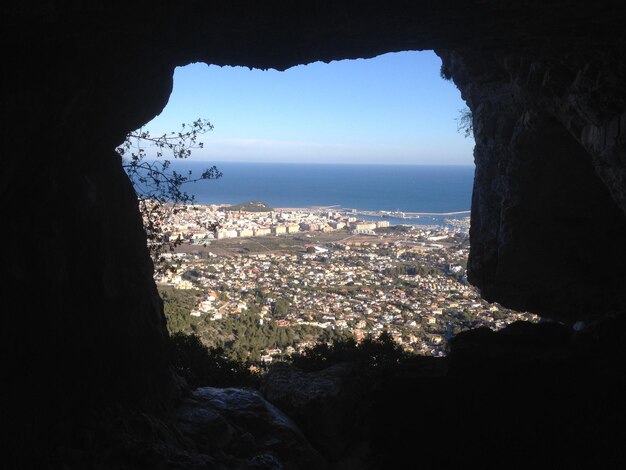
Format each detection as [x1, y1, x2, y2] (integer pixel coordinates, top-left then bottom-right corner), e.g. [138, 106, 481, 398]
[456, 107, 473, 138]
[271, 298, 290, 318]
[290, 331, 404, 372]
[169, 332, 259, 388]
[116, 118, 222, 269]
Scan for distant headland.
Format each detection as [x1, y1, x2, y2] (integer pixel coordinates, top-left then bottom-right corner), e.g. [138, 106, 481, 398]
[223, 201, 274, 212]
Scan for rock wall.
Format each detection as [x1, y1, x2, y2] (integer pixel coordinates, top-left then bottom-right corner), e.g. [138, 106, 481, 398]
[439, 49, 626, 319]
[3, 1, 626, 465]
[441, 44, 626, 321]
[2, 14, 183, 461]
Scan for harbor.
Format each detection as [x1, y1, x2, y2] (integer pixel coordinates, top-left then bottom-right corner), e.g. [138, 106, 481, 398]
[346, 208, 471, 219]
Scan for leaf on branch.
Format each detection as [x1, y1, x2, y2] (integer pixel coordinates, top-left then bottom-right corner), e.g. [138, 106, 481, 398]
[117, 117, 220, 272]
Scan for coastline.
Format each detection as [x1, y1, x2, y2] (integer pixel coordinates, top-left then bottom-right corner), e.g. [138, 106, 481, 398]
[273, 206, 471, 217]
[351, 209, 470, 217]
[209, 202, 471, 232]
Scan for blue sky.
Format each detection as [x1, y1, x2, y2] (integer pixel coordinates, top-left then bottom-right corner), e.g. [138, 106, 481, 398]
[145, 50, 474, 165]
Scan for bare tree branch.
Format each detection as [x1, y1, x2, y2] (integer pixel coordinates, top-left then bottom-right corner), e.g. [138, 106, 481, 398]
[456, 107, 473, 139]
[117, 119, 222, 272]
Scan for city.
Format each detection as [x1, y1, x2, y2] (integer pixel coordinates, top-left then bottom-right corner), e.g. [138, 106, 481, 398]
[155, 203, 538, 361]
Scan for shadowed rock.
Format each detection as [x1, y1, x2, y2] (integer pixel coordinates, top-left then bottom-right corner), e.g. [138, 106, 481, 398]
[177, 387, 326, 469]
[4, 1, 626, 467]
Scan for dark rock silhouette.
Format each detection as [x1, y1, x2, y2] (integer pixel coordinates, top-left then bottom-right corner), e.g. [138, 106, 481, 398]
[3, 1, 626, 468]
[440, 51, 626, 319]
[372, 320, 626, 469]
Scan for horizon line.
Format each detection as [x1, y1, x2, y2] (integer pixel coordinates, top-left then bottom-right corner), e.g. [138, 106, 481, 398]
[174, 159, 475, 167]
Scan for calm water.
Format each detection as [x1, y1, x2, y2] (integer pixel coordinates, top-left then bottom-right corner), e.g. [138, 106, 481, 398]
[169, 161, 474, 214]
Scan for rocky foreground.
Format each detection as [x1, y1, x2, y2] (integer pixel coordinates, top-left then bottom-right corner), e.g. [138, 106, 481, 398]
[54, 320, 625, 469]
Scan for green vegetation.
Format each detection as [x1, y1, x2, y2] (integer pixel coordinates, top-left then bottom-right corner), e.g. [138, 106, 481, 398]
[159, 285, 453, 393]
[167, 328, 412, 391]
[226, 310, 293, 362]
[383, 263, 443, 277]
[271, 298, 291, 318]
[223, 200, 273, 212]
[160, 286, 398, 390]
[159, 286, 203, 334]
[170, 332, 259, 388]
[291, 331, 405, 372]
[159, 286, 347, 363]
[209, 310, 349, 363]
[181, 268, 203, 281]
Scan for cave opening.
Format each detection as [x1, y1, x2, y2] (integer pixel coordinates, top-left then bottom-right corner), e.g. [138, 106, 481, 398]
[6, 2, 626, 467]
[129, 50, 538, 364]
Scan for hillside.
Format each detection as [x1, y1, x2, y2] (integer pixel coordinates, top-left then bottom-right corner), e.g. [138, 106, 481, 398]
[223, 200, 273, 212]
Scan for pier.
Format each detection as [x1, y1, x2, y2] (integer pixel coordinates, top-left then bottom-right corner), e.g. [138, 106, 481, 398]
[349, 209, 471, 219]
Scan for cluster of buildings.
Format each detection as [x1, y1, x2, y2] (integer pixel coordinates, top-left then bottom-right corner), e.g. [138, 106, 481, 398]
[156, 207, 537, 359]
[162, 204, 390, 242]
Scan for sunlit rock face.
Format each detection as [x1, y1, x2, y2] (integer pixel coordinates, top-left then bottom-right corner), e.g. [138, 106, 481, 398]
[3, 0, 626, 465]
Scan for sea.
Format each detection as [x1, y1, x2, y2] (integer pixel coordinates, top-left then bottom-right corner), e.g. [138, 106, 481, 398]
[167, 161, 474, 227]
